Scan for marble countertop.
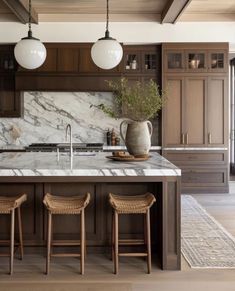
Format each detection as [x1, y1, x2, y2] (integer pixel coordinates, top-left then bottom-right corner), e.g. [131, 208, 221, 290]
[103, 145, 161, 151]
[0, 152, 180, 177]
[0, 145, 162, 151]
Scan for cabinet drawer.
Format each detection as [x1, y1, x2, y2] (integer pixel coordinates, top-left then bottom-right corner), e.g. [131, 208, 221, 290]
[165, 151, 227, 165]
[182, 168, 227, 187]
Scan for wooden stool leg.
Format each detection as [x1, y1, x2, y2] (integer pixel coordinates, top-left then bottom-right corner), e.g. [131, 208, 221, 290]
[46, 211, 52, 275]
[146, 209, 151, 274]
[84, 229, 87, 260]
[143, 214, 147, 261]
[10, 209, 15, 275]
[17, 207, 24, 260]
[114, 211, 119, 274]
[80, 210, 85, 275]
[111, 211, 114, 261]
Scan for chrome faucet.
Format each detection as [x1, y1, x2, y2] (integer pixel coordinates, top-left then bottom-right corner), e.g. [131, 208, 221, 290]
[65, 123, 73, 158]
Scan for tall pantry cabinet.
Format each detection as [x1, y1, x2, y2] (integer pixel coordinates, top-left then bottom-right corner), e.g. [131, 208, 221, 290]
[162, 43, 229, 193]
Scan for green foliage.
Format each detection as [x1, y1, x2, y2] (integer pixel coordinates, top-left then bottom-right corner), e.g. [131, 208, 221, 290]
[92, 78, 165, 121]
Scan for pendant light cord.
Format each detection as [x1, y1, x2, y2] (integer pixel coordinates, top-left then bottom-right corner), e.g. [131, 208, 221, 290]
[28, 0, 32, 37]
[106, 0, 109, 32]
[105, 0, 110, 38]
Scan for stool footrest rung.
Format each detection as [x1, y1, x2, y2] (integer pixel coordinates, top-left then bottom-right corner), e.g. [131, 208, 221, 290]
[118, 239, 145, 246]
[51, 253, 81, 257]
[52, 240, 81, 246]
[119, 252, 148, 257]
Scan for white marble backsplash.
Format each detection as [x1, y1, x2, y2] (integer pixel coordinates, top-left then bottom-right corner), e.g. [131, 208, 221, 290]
[0, 92, 120, 146]
[0, 91, 160, 146]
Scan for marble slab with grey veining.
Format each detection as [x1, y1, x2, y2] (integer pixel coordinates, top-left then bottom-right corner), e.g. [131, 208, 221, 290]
[0, 91, 159, 147]
[0, 152, 181, 177]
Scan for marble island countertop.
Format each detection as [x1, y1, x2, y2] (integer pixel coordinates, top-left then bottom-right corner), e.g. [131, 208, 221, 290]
[0, 152, 180, 177]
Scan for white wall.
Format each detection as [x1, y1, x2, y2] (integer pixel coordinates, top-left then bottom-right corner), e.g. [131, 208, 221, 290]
[0, 22, 235, 51]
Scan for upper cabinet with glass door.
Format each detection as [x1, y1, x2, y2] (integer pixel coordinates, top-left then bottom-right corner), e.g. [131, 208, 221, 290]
[185, 51, 207, 72]
[164, 50, 184, 72]
[209, 50, 227, 73]
[143, 53, 157, 73]
[123, 45, 161, 77]
[163, 43, 228, 74]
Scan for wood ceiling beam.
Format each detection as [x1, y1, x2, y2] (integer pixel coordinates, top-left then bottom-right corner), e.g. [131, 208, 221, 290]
[161, 0, 192, 24]
[2, 0, 38, 24]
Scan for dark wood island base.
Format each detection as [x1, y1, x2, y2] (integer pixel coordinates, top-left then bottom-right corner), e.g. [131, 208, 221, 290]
[0, 176, 181, 271]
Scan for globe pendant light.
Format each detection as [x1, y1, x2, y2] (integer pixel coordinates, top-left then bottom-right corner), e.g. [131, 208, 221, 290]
[14, 0, 46, 70]
[91, 0, 123, 70]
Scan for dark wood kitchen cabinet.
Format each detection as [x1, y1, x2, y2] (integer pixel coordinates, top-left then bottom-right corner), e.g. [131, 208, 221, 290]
[0, 45, 22, 117]
[36, 47, 57, 72]
[79, 45, 99, 73]
[123, 45, 161, 82]
[163, 150, 229, 193]
[0, 75, 22, 117]
[15, 43, 161, 91]
[162, 43, 228, 148]
[162, 43, 229, 193]
[57, 47, 79, 72]
[163, 75, 227, 148]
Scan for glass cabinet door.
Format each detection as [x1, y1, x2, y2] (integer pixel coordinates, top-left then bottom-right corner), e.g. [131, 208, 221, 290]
[143, 53, 157, 72]
[124, 52, 141, 72]
[209, 51, 227, 72]
[0, 52, 15, 72]
[185, 51, 207, 72]
[165, 51, 184, 72]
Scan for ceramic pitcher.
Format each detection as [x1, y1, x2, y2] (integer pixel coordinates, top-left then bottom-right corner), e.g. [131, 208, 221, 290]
[120, 120, 153, 156]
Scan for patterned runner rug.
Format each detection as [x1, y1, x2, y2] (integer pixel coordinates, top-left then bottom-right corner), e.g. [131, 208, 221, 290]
[182, 195, 235, 268]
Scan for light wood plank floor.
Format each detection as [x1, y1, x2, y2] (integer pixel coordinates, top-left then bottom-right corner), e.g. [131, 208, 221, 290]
[2, 184, 235, 291]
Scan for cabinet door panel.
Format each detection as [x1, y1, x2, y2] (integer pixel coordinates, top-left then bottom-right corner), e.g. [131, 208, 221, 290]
[163, 77, 183, 146]
[79, 47, 99, 73]
[184, 77, 206, 145]
[207, 77, 226, 146]
[0, 76, 22, 117]
[57, 48, 79, 72]
[37, 48, 57, 72]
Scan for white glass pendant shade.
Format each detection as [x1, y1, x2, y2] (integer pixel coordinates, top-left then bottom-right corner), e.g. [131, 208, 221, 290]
[91, 38, 123, 70]
[14, 38, 46, 70]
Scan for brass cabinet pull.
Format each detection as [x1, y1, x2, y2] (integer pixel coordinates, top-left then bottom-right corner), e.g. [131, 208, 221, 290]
[182, 133, 185, 144]
[185, 133, 189, 145]
[208, 133, 212, 144]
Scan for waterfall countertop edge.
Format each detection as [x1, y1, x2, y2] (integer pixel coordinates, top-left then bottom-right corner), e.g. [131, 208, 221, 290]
[0, 152, 181, 177]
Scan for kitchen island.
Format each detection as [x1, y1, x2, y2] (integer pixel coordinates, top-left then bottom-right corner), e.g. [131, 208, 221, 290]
[0, 151, 181, 270]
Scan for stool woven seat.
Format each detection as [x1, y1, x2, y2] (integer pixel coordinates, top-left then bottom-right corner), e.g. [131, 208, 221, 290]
[0, 194, 27, 214]
[43, 193, 90, 214]
[109, 192, 156, 214]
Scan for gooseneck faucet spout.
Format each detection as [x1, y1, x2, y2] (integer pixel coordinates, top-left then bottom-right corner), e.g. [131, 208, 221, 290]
[65, 123, 73, 159]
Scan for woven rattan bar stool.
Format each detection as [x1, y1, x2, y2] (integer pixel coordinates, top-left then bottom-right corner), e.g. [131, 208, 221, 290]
[43, 193, 90, 275]
[0, 194, 27, 275]
[109, 192, 156, 274]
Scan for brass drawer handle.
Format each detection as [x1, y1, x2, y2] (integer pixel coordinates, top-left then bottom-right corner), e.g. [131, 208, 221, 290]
[208, 133, 212, 144]
[185, 133, 188, 145]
